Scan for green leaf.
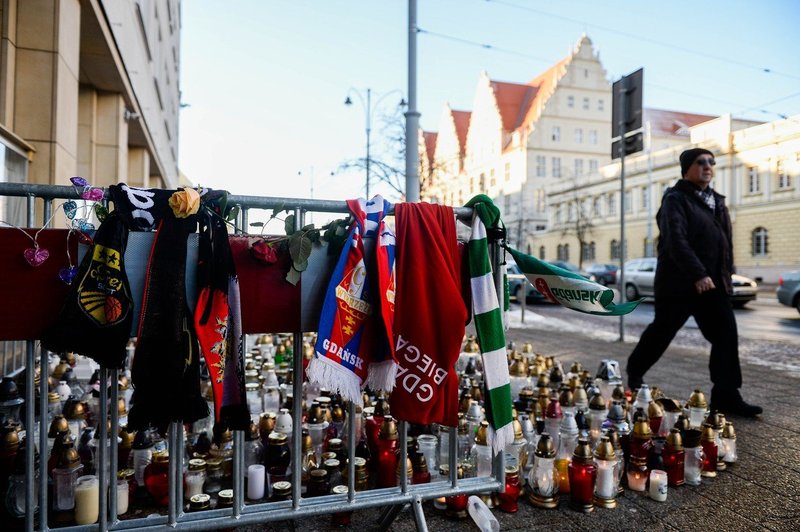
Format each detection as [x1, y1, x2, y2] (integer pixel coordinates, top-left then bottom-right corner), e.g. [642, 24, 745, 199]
[285, 267, 301, 285]
[94, 203, 108, 222]
[301, 223, 315, 232]
[249, 221, 265, 227]
[289, 232, 313, 268]
[284, 214, 296, 235]
[269, 203, 285, 220]
[293, 257, 309, 272]
[226, 204, 240, 222]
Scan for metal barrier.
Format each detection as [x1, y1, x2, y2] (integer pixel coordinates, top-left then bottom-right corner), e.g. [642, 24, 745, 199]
[0, 182, 505, 532]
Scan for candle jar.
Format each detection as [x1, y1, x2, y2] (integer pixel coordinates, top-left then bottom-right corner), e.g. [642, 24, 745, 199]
[189, 493, 211, 512]
[377, 416, 399, 488]
[662, 429, 685, 486]
[567, 438, 597, 513]
[118, 469, 137, 507]
[700, 423, 717, 478]
[555, 413, 578, 494]
[544, 392, 563, 450]
[204, 458, 223, 496]
[687, 389, 708, 428]
[270, 481, 292, 502]
[445, 465, 468, 518]
[473, 422, 493, 478]
[247, 464, 266, 500]
[324, 458, 343, 488]
[593, 436, 618, 508]
[217, 489, 234, 508]
[705, 412, 727, 471]
[683, 428, 703, 486]
[331, 485, 352, 525]
[116, 478, 129, 515]
[648, 469, 668, 502]
[588, 393, 607, 445]
[648, 401, 664, 435]
[630, 417, 653, 461]
[605, 428, 625, 495]
[416, 434, 438, 480]
[266, 432, 291, 483]
[626, 456, 649, 492]
[131, 430, 154, 487]
[527, 433, 559, 508]
[307, 402, 327, 464]
[74, 475, 99, 525]
[504, 419, 528, 470]
[184, 458, 207, 500]
[495, 465, 521, 513]
[307, 469, 330, 497]
[721, 422, 737, 465]
[52, 439, 84, 512]
[438, 425, 451, 467]
[143, 451, 170, 506]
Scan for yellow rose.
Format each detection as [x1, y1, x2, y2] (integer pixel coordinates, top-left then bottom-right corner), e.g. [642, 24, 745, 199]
[168, 188, 201, 218]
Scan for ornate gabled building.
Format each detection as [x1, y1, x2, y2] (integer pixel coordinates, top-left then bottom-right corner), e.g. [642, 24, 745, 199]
[421, 35, 611, 251]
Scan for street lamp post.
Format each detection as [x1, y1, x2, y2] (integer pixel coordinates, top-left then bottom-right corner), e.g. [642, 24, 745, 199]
[345, 88, 405, 198]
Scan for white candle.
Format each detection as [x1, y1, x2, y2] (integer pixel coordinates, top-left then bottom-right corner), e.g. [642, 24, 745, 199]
[649, 470, 668, 502]
[185, 474, 205, 499]
[595, 460, 616, 499]
[74, 475, 99, 525]
[117, 480, 129, 515]
[247, 464, 266, 500]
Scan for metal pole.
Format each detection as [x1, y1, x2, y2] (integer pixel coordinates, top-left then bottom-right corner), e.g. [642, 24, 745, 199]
[366, 88, 371, 199]
[399, 421, 408, 493]
[645, 121, 654, 257]
[618, 84, 627, 343]
[110, 369, 120, 525]
[168, 422, 179, 526]
[39, 348, 49, 531]
[347, 402, 356, 503]
[405, 0, 420, 202]
[98, 368, 109, 532]
[291, 206, 304, 509]
[25, 341, 35, 532]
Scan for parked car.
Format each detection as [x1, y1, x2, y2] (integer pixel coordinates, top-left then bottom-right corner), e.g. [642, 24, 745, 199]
[618, 257, 759, 307]
[586, 263, 619, 286]
[777, 271, 800, 314]
[507, 260, 595, 303]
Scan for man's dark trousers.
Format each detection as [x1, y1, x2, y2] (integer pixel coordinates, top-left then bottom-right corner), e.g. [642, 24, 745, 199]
[627, 288, 742, 390]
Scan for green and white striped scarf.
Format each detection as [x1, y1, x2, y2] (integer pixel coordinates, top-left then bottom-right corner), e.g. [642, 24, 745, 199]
[464, 195, 514, 455]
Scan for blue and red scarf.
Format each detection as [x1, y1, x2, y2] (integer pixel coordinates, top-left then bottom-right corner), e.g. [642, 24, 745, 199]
[308, 196, 396, 405]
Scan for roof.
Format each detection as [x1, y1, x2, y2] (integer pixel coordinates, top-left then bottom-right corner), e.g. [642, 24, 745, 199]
[643, 108, 717, 137]
[422, 131, 437, 166]
[451, 110, 471, 153]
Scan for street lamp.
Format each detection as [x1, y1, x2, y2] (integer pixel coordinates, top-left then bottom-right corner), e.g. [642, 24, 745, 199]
[344, 88, 406, 198]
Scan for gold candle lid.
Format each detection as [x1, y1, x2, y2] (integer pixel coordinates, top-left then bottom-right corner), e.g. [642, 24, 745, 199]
[559, 388, 574, 408]
[273, 481, 291, 496]
[688, 389, 708, 409]
[572, 438, 594, 464]
[632, 418, 652, 440]
[218, 489, 234, 505]
[706, 412, 725, 431]
[722, 422, 736, 440]
[700, 423, 716, 442]
[48, 391, 60, 403]
[589, 393, 607, 411]
[475, 421, 489, 445]
[188, 458, 207, 471]
[647, 400, 663, 420]
[152, 451, 169, 463]
[665, 428, 683, 451]
[535, 433, 556, 458]
[594, 436, 616, 460]
[189, 493, 211, 510]
[379, 416, 398, 440]
[48, 415, 69, 438]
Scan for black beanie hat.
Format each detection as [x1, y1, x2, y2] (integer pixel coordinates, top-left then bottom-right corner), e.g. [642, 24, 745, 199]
[679, 148, 714, 176]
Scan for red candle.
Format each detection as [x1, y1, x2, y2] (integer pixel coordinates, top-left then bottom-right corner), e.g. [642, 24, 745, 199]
[497, 466, 521, 513]
[567, 438, 596, 512]
[143, 452, 170, 506]
[412, 469, 430, 485]
[376, 416, 398, 488]
[663, 429, 685, 487]
[700, 424, 718, 477]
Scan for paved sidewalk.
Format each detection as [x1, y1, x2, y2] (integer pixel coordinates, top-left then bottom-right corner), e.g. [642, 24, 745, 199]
[254, 324, 800, 531]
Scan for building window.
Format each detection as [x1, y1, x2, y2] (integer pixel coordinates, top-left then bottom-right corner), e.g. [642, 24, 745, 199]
[589, 130, 598, 145]
[624, 190, 633, 213]
[641, 186, 650, 212]
[607, 193, 616, 216]
[539, 246, 546, 260]
[575, 128, 583, 143]
[554, 204, 562, 224]
[593, 197, 602, 217]
[470, 176, 475, 194]
[582, 97, 590, 110]
[777, 160, 791, 189]
[589, 159, 598, 174]
[535, 189, 545, 212]
[752, 227, 768, 256]
[505, 162, 511, 182]
[557, 244, 570, 261]
[598, 99, 605, 111]
[0, 140, 29, 228]
[610, 239, 627, 260]
[536, 156, 546, 177]
[490, 169, 496, 187]
[575, 159, 584, 176]
[567, 95, 574, 108]
[504, 194, 511, 216]
[552, 126, 561, 142]
[552, 157, 562, 177]
[747, 166, 760, 193]
[568, 203, 575, 222]
[583, 241, 596, 262]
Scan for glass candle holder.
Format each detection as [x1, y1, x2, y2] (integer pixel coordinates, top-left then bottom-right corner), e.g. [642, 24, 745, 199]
[143, 452, 170, 506]
[721, 422, 737, 465]
[648, 469, 668, 502]
[662, 428, 685, 487]
[626, 456, 648, 492]
[184, 459, 207, 500]
[74, 475, 99, 525]
[593, 437, 618, 508]
[527, 433, 559, 509]
[700, 423, 717, 478]
[496, 465, 521, 513]
[416, 434, 438, 480]
[567, 439, 596, 513]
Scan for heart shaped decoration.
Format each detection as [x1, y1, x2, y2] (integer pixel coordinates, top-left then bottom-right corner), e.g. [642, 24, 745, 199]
[81, 187, 104, 202]
[24, 247, 49, 267]
[64, 200, 78, 219]
[58, 266, 78, 285]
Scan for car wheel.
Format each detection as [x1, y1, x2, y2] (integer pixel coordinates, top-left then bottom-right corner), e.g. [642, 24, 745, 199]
[625, 284, 639, 301]
[515, 286, 525, 304]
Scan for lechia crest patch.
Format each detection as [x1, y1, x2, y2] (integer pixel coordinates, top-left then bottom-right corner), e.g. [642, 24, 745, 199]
[77, 243, 131, 326]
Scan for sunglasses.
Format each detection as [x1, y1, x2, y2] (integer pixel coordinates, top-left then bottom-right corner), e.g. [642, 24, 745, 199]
[695, 158, 716, 167]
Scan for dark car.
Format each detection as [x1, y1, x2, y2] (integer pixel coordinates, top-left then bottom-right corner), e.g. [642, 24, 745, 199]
[548, 261, 596, 282]
[585, 263, 619, 286]
[777, 271, 800, 314]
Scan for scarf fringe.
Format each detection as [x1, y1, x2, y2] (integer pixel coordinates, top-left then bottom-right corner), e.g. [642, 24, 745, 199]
[488, 423, 515, 457]
[307, 355, 363, 406]
[364, 359, 397, 393]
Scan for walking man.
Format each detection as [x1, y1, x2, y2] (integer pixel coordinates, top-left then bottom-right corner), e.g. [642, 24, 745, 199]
[626, 148, 762, 417]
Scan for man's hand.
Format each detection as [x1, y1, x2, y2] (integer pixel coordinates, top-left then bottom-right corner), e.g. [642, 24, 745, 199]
[694, 276, 716, 294]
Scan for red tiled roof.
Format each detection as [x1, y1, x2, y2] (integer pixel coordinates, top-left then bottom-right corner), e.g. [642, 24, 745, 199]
[422, 131, 437, 166]
[643, 108, 717, 137]
[451, 110, 471, 153]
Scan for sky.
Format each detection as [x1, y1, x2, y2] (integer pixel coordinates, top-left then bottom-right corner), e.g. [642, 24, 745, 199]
[178, 0, 800, 207]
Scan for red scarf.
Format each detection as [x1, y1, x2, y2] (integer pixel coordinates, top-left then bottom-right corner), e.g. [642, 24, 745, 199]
[389, 203, 466, 427]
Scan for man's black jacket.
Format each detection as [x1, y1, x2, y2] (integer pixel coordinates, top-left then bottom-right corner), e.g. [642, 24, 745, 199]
[654, 178, 733, 297]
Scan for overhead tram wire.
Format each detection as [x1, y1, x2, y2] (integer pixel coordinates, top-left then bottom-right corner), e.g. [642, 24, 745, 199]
[486, 0, 800, 82]
[417, 27, 790, 118]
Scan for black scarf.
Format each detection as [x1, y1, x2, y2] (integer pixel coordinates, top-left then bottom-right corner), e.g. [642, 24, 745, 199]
[42, 211, 133, 368]
[110, 185, 208, 432]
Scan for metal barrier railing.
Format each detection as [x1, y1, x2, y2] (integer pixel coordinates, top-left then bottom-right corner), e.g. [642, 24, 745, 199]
[0, 182, 505, 532]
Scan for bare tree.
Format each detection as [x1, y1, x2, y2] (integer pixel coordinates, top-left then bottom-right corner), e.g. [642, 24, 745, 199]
[559, 176, 595, 269]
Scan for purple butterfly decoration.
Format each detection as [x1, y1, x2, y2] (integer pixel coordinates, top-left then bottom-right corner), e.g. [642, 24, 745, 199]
[72, 219, 95, 232]
[70, 176, 89, 188]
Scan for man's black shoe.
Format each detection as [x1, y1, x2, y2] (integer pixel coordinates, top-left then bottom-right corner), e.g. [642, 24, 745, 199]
[710, 389, 763, 418]
[627, 374, 643, 392]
